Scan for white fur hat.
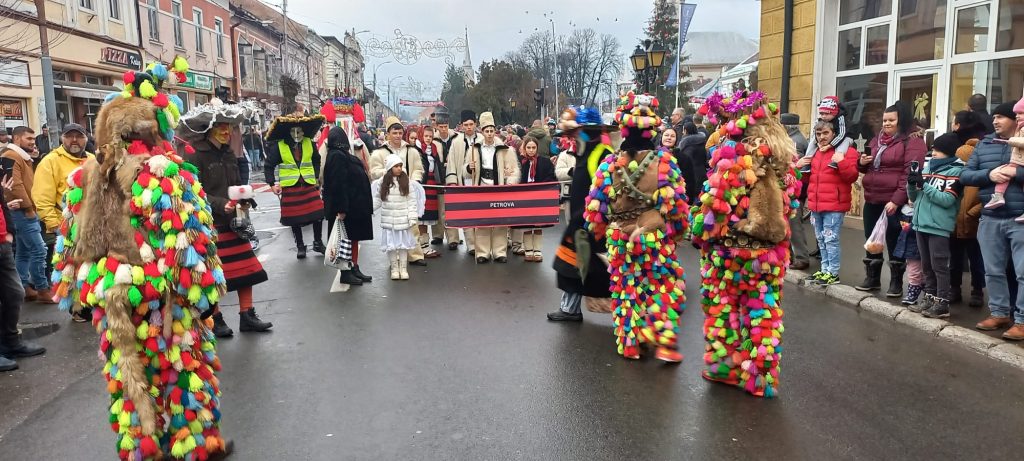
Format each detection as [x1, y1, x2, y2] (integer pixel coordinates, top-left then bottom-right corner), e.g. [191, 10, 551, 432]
[384, 154, 404, 172]
[479, 111, 495, 129]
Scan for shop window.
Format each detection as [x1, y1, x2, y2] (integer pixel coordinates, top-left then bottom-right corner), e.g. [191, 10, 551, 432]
[996, 0, 1024, 51]
[172, 1, 183, 48]
[865, 25, 889, 66]
[949, 57, 1024, 119]
[838, 28, 862, 71]
[895, 0, 946, 64]
[955, 4, 990, 54]
[83, 99, 103, 133]
[52, 71, 68, 81]
[839, 0, 892, 25]
[82, 75, 103, 85]
[195, 94, 210, 106]
[837, 72, 888, 148]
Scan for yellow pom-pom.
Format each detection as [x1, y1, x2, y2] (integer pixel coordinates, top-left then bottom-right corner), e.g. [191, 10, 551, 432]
[139, 80, 157, 99]
[173, 56, 189, 73]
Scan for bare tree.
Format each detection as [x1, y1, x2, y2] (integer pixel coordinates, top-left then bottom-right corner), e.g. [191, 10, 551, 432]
[556, 29, 622, 106]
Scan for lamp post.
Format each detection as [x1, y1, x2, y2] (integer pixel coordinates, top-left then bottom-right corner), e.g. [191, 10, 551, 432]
[630, 39, 667, 94]
[509, 98, 517, 123]
[387, 75, 404, 116]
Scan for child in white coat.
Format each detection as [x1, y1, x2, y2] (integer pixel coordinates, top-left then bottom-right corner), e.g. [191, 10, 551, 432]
[372, 154, 424, 280]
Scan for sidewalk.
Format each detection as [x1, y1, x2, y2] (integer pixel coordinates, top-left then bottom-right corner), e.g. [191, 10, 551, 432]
[791, 216, 1024, 350]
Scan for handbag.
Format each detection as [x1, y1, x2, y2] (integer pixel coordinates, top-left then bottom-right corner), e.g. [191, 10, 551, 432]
[230, 207, 256, 241]
[325, 217, 353, 268]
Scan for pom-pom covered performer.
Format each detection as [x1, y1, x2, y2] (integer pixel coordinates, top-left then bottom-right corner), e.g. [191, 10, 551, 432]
[50, 58, 234, 459]
[692, 91, 800, 398]
[583, 92, 690, 362]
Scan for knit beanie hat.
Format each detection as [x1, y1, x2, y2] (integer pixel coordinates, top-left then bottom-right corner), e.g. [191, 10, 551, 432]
[818, 96, 840, 116]
[931, 132, 963, 157]
[1014, 97, 1024, 115]
[992, 101, 1016, 120]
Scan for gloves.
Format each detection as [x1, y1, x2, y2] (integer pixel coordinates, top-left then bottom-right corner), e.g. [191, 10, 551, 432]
[906, 170, 924, 189]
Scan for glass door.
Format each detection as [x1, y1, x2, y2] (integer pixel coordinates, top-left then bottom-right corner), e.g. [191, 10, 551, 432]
[893, 67, 944, 140]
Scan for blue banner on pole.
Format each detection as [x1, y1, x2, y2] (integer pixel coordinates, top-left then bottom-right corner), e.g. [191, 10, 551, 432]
[669, 3, 697, 90]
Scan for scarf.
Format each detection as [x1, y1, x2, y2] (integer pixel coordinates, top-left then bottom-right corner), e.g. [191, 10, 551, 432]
[522, 155, 537, 182]
[872, 132, 897, 169]
[928, 156, 958, 173]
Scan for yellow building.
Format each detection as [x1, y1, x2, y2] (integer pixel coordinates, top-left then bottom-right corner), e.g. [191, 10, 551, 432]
[760, 0, 1024, 139]
[0, 1, 140, 132]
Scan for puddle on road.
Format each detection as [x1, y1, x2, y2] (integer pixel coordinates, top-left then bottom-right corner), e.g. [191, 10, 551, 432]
[17, 322, 61, 340]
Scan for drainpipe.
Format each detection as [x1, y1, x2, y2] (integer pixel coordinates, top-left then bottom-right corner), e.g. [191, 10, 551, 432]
[779, 0, 794, 113]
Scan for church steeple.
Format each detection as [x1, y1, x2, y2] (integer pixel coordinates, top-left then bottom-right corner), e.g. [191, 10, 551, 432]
[462, 27, 474, 85]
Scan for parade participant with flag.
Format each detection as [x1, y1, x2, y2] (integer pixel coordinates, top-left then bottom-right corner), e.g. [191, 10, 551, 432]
[445, 109, 481, 253]
[584, 93, 690, 362]
[463, 112, 520, 263]
[263, 112, 327, 259]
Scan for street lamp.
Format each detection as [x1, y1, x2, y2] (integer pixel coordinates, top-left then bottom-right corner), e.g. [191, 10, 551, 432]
[509, 98, 516, 122]
[630, 40, 667, 93]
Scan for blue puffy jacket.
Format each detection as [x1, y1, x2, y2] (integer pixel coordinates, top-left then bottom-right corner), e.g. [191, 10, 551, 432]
[960, 134, 1024, 218]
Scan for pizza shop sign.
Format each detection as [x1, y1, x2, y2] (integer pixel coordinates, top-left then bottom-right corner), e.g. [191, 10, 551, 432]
[100, 47, 142, 70]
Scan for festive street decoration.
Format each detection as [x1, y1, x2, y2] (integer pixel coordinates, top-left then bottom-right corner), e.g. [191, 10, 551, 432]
[362, 29, 467, 65]
[693, 90, 799, 398]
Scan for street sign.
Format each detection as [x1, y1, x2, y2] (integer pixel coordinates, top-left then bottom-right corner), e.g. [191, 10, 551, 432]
[179, 72, 214, 91]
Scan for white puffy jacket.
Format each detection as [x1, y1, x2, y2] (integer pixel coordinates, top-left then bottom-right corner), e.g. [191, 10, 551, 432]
[371, 180, 419, 230]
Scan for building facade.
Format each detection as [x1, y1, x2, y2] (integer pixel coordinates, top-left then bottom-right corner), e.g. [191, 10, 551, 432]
[760, 0, 1024, 141]
[0, 0, 141, 133]
[322, 32, 365, 99]
[759, 0, 1024, 217]
[230, 2, 283, 125]
[139, 0, 234, 114]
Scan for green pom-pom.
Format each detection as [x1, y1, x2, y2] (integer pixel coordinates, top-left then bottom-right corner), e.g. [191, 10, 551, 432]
[127, 286, 142, 307]
[67, 188, 83, 205]
[131, 182, 144, 197]
[768, 102, 778, 112]
[181, 162, 199, 174]
[164, 162, 180, 177]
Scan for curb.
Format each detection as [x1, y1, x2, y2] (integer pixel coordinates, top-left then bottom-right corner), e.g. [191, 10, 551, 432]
[784, 269, 1024, 371]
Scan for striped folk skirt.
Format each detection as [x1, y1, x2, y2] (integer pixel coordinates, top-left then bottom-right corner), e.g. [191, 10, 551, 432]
[215, 225, 269, 292]
[279, 182, 325, 226]
[421, 177, 440, 224]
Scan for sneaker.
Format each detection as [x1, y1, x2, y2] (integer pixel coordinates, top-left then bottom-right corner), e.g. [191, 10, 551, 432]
[806, 271, 826, 285]
[901, 284, 924, 306]
[71, 308, 91, 323]
[984, 192, 1006, 209]
[922, 298, 950, 319]
[0, 340, 46, 358]
[818, 273, 840, 286]
[908, 294, 933, 313]
[655, 347, 683, 363]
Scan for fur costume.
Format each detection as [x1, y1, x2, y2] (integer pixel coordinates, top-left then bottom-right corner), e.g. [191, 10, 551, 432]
[583, 92, 690, 360]
[692, 91, 800, 398]
[51, 59, 231, 460]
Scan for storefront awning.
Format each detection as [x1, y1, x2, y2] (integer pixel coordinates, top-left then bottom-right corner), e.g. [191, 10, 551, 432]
[54, 80, 122, 100]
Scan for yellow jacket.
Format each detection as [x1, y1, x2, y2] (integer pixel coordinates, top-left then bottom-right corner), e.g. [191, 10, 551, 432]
[33, 146, 94, 232]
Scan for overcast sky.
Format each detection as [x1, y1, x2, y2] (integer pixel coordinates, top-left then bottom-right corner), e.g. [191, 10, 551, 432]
[281, 0, 761, 100]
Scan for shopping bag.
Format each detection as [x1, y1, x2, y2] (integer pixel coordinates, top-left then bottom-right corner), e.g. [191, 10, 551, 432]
[325, 217, 353, 268]
[864, 213, 888, 255]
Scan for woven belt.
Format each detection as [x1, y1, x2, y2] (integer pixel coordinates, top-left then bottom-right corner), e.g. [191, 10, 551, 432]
[607, 206, 652, 223]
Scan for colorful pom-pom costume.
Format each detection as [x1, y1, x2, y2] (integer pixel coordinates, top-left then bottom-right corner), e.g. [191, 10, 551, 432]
[692, 91, 800, 398]
[50, 59, 233, 460]
[583, 92, 690, 361]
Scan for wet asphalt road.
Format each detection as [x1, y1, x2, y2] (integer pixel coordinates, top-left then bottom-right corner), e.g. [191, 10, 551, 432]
[1, 190, 1023, 461]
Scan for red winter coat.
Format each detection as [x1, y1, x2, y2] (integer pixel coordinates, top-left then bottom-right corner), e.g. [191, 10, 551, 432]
[859, 133, 927, 206]
[805, 144, 861, 213]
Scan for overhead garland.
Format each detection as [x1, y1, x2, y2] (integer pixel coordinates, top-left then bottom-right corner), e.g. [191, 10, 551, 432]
[361, 29, 468, 66]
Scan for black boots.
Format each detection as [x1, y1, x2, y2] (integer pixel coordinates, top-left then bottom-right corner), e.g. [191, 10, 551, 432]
[293, 226, 307, 259]
[547, 311, 583, 322]
[239, 309, 273, 332]
[855, 258, 883, 291]
[312, 240, 326, 254]
[212, 312, 234, 338]
[886, 261, 906, 298]
[352, 265, 373, 282]
[296, 246, 307, 259]
[338, 270, 364, 285]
